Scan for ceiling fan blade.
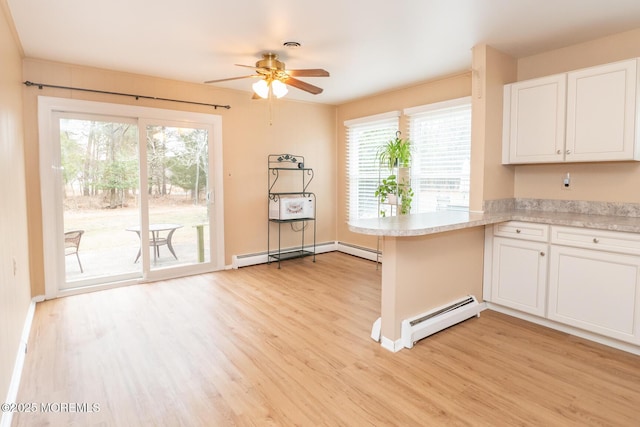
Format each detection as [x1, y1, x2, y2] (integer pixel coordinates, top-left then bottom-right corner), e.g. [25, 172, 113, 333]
[234, 64, 260, 69]
[283, 77, 323, 95]
[287, 69, 330, 77]
[204, 75, 260, 84]
[235, 64, 271, 73]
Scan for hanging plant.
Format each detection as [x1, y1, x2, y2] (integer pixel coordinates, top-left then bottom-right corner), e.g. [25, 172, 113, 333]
[399, 185, 414, 215]
[378, 131, 412, 171]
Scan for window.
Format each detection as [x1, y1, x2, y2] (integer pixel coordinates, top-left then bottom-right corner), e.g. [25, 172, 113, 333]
[345, 111, 399, 221]
[405, 97, 471, 212]
[345, 98, 471, 221]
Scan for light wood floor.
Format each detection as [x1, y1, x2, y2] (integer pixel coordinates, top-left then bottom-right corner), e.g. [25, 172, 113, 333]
[14, 252, 640, 426]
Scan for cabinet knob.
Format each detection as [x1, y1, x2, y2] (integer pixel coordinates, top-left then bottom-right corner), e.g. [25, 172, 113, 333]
[593, 237, 599, 243]
[540, 251, 545, 256]
[556, 149, 562, 155]
[566, 149, 571, 154]
[516, 229, 521, 233]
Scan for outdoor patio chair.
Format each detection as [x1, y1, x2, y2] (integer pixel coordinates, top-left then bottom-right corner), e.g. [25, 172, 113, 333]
[64, 230, 85, 273]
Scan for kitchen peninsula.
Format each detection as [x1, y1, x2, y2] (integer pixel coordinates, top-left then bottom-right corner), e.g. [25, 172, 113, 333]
[349, 201, 640, 353]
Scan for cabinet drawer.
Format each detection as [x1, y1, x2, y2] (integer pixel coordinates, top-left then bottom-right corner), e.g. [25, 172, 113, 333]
[494, 221, 549, 242]
[551, 226, 640, 255]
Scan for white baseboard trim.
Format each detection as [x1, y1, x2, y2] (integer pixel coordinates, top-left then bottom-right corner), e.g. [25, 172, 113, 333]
[380, 336, 403, 352]
[335, 241, 379, 262]
[486, 303, 640, 356]
[231, 241, 380, 269]
[1, 298, 38, 427]
[370, 317, 382, 342]
[231, 242, 338, 269]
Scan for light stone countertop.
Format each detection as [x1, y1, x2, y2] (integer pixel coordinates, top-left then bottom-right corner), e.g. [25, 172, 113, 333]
[347, 209, 640, 237]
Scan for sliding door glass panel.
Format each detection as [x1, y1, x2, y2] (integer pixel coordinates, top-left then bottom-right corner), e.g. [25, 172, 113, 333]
[59, 116, 142, 288]
[144, 124, 211, 271]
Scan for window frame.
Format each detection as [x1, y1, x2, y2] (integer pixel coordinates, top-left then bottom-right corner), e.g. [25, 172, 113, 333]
[404, 96, 472, 213]
[345, 111, 400, 221]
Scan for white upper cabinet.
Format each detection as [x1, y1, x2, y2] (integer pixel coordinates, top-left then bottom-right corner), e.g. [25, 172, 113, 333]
[504, 74, 567, 164]
[503, 58, 640, 164]
[566, 59, 638, 162]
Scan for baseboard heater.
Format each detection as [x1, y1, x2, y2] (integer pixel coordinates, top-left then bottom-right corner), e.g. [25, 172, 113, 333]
[401, 295, 480, 349]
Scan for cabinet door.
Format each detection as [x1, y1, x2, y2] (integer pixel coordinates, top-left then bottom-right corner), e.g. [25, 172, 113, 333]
[566, 59, 638, 162]
[491, 237, 548, 316]
[549, 245, 640, 344]
[506, 74, 566, 164]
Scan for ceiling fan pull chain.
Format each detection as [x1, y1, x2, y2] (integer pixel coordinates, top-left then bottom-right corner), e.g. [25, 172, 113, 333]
[269, 92, 274, 126]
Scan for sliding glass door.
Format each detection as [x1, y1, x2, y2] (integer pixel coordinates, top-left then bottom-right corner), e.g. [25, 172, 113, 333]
[40, 97, 224, 297]
[142, 122, 212, 273]
[59, 114, 142, 287]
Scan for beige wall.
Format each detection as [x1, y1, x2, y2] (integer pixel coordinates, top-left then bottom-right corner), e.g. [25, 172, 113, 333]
[514, 28, 640, 203]
[22, 59, 337, 296]
[336, 72, 472, 249]
[0, 1, 32, 404]
[381, 227, 485, 340]
[470, 44, 517, 210]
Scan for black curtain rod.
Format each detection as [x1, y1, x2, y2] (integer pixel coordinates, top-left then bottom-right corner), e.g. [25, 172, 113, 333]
[23, 80, 231, 110]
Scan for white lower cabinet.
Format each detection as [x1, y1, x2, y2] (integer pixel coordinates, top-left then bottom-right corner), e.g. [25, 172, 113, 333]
[487, 222, 640, 349]
[548, 244, 640, 345]
[492, 237, 548, 316]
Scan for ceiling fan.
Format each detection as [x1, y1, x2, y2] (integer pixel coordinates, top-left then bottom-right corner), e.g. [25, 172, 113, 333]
[204, 53, 329, 99]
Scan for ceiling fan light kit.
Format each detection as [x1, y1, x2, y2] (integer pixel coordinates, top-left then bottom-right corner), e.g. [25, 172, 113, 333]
[252, 78, 288, 99]
[205, 53, 329, 99]
[271, 79, 288, 98]
[252, 79, 269, 98]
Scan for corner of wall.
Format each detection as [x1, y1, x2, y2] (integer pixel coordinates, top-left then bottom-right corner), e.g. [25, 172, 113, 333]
[470, 44, 517, 211]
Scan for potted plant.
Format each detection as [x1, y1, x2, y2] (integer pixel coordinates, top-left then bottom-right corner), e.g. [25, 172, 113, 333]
[374, 175, 414, 216]
[378, 132, 412, 170]
[375, 175, 398, 211]
[375, 132, 413, 215]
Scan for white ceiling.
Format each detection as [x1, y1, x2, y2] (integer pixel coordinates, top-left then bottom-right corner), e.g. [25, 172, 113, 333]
[7, 0, 640, 105]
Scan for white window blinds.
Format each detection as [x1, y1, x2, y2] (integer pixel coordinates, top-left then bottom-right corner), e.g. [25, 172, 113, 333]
[345, 112, 400, 221]
[405, 97, 471, 212]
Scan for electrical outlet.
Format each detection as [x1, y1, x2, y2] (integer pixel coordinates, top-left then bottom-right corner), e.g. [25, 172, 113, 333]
[562, 173, 571, 190]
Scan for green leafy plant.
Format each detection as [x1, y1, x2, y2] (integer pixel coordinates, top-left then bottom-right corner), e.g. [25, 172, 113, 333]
[374, 175, 398, 206]
[375, 132, 414, 215]
[374, 175, 414, 216]
[399, 185, 413, 215]
[378, 133, 412, 170]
